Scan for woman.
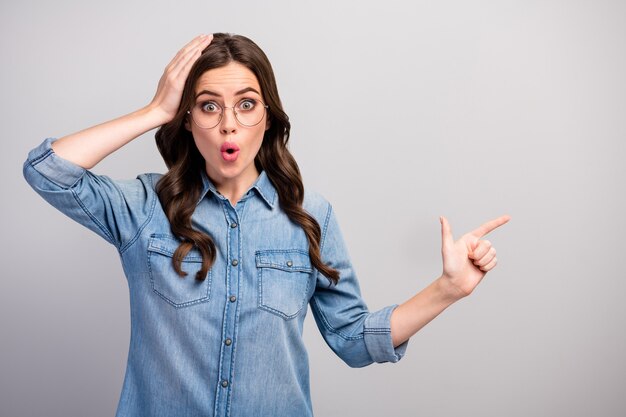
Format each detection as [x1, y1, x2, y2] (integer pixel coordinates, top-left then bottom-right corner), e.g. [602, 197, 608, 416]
[23, 33, 509, 417]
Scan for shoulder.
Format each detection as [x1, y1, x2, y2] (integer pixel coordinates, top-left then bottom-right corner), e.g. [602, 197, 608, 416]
[105, 172, 162, 202]
[122, 172, 162, 189]
[303, 187, 333, 226]
[136, 172, 163, 189]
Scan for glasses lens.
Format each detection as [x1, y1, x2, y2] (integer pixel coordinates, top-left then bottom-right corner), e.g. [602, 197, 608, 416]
[191, 102, 222, 129]
[234, 99, 266, 127]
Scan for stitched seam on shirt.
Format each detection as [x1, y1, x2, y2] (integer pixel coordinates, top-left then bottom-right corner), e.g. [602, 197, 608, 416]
[226, 206, 244, 417]
[70, 188, 117, 247]
[32, 145, 88, 189]
[253, 186, 274, 209]
[29, 148, 53, 165]
[363, 328, 391, 333]
[119, 174, 158, 254]
[320, 202, 333, 253]
[312, 202, 333, 287]
[215, 198, 232, 416]
[27, 158, 84, 190]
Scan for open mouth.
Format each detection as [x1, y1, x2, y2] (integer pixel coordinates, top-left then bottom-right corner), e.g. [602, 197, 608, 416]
[220, 141, 240, 162]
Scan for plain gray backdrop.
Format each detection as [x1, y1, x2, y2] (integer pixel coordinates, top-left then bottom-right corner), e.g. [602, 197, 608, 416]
[2, 0, 625, 416]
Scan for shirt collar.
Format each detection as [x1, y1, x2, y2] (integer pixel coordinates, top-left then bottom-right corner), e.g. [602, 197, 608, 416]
[198, 169, 277, 209]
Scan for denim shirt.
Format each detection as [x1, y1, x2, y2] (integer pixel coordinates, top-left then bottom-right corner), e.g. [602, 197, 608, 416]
[23, 137, 408, 417]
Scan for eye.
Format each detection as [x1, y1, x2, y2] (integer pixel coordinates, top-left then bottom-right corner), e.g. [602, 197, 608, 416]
[200, 101, 221, 113]
[237, 99, 257, 111]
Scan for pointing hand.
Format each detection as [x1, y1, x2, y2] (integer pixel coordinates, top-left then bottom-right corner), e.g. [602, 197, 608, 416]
[439, 215, 511, 299]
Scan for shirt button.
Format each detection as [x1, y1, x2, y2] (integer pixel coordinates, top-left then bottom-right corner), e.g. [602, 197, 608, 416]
[224, 338, 232, 346]
[286, 260, 293, 267]
[230, 222, 238, 228]
[229, 295, 237, 302]
[221, 380, 229, 388]
[231, 259, 239, 266]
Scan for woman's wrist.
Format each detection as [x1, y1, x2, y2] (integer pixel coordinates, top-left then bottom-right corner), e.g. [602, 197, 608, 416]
[139, 103, 173, 128]
[435, 274, 468, 303]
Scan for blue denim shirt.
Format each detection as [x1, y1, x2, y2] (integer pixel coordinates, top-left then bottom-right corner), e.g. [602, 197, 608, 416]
[23, 137, 408, 417]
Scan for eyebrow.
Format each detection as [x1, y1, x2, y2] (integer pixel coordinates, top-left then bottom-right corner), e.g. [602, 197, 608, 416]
[195, 87, 261, 99]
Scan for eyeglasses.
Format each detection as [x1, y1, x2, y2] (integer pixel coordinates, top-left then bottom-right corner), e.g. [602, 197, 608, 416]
[187, 98, 269, 129]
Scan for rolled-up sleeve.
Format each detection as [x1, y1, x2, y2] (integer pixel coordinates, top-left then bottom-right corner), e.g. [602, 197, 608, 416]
[309, 203, 408, 368]
[23, 137, 156, 251]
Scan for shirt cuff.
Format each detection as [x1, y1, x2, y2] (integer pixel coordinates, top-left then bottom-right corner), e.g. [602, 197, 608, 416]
[26, 137, 86, 189]
[363, 304, 408, 363]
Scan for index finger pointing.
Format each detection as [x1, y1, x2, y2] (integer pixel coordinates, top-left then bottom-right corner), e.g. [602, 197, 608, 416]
[470, 214, 511, 238]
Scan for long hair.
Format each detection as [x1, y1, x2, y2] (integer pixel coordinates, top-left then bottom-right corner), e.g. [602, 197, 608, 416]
[154, 33, 340, 285]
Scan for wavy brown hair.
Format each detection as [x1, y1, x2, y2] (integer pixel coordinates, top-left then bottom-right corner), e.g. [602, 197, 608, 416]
[154, 33, 339, 285]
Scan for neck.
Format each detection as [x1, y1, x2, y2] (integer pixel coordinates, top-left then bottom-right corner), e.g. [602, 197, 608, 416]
[208, 167, 261, 207]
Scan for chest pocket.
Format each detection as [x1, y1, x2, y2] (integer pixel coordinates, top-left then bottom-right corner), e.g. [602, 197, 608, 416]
[256, 249, 313, 320]
[147, 234, 212, 308]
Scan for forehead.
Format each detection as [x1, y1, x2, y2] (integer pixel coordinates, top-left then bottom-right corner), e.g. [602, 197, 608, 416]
[195, 62, 261, 96]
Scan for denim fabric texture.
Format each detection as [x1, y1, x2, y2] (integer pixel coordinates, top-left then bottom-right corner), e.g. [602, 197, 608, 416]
[23, 137, 408, 417]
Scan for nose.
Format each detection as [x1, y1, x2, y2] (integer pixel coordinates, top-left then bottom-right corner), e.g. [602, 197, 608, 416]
[219, 107, 238, 135]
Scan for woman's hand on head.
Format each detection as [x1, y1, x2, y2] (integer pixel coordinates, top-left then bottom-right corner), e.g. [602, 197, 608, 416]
[438, 215, 511, 301]
[147, 34, 213, 123]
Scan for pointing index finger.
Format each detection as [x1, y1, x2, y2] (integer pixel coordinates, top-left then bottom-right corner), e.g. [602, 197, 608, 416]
[470, 214, 511, 238]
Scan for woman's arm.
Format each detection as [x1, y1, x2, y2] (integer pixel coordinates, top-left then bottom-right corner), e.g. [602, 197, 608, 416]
[51, 34, 213, 169]
[390, 215, 511, 347]
[309, 202, 408, 368]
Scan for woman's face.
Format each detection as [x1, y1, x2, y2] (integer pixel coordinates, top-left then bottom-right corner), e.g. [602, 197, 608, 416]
[185, 61, 269, 189]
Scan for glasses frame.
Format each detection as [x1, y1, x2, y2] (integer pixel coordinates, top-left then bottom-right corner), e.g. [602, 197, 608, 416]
[186, 99, 269, 129]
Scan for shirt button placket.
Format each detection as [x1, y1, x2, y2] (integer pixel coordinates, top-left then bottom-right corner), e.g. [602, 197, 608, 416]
[215, 204, 243, 417]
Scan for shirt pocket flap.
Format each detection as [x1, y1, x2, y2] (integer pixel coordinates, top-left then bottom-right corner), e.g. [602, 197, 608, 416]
[148, 234, 203, 262]
[255, 249, 313, 273]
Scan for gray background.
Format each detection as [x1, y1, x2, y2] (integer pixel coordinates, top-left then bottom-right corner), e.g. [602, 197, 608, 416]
[1, 0, 625, 416]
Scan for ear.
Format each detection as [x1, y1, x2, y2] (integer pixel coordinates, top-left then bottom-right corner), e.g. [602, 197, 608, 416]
[265, 116, 271, 131]
[184, 112, 192, 131]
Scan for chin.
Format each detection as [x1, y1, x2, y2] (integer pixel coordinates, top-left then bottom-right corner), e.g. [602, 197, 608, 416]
[208, 164, 243, 179]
